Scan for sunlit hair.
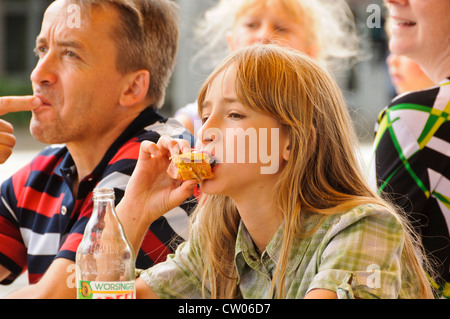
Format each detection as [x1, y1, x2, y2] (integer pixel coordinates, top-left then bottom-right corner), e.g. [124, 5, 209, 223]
[64, 0, 179, 108]
[192, 0, 360, 72]
[193, 44, 435, 299]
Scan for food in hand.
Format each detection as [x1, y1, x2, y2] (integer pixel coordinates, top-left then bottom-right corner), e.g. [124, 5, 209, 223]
[168, 152, 216, 182]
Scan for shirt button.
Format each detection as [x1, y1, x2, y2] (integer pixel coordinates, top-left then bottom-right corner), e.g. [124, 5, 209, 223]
[61, 206, 68, 216]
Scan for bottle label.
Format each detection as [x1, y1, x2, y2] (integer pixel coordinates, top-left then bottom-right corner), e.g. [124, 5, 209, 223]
[77, 280, 136, 299]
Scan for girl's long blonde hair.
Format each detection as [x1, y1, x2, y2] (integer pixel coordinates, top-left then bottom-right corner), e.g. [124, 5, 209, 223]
[194, 44, 434, 299]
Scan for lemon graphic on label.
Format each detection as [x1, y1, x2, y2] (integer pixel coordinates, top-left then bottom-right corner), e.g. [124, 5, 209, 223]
[81, 281, 91, 298]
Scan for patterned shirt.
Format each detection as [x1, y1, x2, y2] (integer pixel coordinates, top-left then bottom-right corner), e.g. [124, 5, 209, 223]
[140, 204, 422, 299]
[370, 78, 450, 298]
[0, 107, 195, 285]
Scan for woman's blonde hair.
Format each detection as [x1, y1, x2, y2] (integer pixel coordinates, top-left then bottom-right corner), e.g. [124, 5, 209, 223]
[192, 0, 360, 72]
[193, 44, 435, 299]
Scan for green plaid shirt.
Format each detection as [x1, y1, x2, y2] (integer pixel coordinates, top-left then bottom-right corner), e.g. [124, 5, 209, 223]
[140, 204, 422, 299]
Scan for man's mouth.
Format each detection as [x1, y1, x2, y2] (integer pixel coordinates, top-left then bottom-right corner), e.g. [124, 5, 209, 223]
[34, 94, 52, 107]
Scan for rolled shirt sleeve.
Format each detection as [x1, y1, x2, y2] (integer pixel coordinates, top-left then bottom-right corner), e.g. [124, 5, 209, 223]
[140, 222, 207, 299]
[307, 206, 410, 299]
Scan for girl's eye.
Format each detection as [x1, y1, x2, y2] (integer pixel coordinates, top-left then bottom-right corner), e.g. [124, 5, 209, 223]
[229, 112, 246, 120]
[201, 116, 209, 125]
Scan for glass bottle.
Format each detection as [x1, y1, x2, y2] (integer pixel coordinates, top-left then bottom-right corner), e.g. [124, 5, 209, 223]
[76, 188, 135, 299]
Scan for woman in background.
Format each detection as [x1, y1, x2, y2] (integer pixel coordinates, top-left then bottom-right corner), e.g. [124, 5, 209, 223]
[373, 0, 449, 298]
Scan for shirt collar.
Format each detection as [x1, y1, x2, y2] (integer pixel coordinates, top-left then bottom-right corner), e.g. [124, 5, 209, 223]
[101, 106, 165, 165]
[55, 106, 164, 182]
[235, 213, 321, 281]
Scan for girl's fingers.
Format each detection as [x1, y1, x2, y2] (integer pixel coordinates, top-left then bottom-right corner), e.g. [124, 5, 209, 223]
[157, 135, 191, 158]
[170, 179, 197, 205]
[140, 140, 163, 159]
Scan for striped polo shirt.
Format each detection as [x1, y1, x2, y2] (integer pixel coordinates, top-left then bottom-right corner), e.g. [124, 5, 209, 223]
[0, 107, 196, 285]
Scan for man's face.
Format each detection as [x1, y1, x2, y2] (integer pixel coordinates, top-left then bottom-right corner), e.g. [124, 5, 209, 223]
[30, 1, 126, 145]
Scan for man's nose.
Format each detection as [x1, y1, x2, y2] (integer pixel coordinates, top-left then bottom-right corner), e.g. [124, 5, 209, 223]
[30, 53, 58, 86]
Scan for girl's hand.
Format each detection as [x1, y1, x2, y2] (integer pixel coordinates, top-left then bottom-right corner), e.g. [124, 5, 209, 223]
[118, 136, 197, 231]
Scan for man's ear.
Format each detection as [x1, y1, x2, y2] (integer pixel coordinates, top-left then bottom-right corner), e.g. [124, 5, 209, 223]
[119, 70, 150, 107]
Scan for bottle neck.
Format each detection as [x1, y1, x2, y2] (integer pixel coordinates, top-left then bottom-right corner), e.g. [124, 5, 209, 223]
[93, 188, 115, 201]
[91, 188, 117, 228]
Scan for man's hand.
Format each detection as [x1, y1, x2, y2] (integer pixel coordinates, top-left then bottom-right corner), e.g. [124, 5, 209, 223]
[0, 96, 41, 163]
[2, 258, 77, 299]
[0, 96, 42, 116]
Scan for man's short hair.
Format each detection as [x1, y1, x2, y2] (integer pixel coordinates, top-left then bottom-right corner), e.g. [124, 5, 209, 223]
[67, 0, 179, 108]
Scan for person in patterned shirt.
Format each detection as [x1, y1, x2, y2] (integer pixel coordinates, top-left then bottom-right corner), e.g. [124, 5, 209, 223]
[117, 45, 435, 299]
[0, 0, 194, 298]
[371, 0, 450, 298]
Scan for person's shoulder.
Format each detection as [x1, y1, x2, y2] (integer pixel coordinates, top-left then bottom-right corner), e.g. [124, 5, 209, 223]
[139, 117, 194, 148]
[34, 144, 67, 157]
[142, 117, 193, 141]
[389, 84, 442, 109]
[21, 144, 68, 173]
[324, 203, 402, 236]
[174, 101, 199, 118]
[1, 144, 67, 192]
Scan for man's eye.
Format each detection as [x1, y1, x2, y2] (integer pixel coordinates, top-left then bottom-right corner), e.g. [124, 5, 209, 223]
[64, 50, 78, 58]
[34, 46, 47, 57]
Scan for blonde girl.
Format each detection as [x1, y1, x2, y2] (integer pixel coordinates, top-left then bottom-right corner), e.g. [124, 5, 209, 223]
[117, 44, 434, 299]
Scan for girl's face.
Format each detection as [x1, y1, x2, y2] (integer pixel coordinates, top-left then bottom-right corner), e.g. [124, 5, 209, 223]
[197, 65, 290, 199]
[227, 3, 317, 57]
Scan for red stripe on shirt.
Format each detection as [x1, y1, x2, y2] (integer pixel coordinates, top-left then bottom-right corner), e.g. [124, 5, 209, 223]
[109, 139, 139, 165]
[0, 216, 27, 269]
[59, 232, 83, 254]
[30, 154, 63, 175]
[16, 187, 64, 218]
[140, 230, 171, 264]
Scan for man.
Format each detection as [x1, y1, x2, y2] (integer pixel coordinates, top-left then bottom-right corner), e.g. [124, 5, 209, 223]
[0, 0, 193, 298]
[373, 0, 449, 298]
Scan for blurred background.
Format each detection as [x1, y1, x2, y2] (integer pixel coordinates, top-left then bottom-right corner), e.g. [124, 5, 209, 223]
[0, 0, 393, 296]
[0, 0, 395, 192]
[0, 0, 393, 144]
